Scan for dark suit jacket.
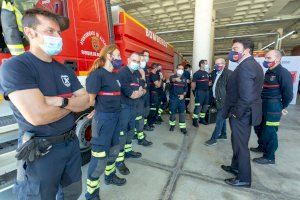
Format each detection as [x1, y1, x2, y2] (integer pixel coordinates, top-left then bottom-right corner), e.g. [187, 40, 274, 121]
[223, 56, 264, 126]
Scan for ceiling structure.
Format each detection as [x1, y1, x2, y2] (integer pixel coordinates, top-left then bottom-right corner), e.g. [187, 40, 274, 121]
[110, 0, 300, 61]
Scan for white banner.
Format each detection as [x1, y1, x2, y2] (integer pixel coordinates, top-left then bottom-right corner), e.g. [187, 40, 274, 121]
[229, 56, 300, 105]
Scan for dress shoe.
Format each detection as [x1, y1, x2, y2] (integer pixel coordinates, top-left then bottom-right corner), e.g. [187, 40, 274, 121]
[252, 157, 275, 165]
[224, 178, 251, 188]
[217, 134, 227, 140]
[221, 165, 239, 176]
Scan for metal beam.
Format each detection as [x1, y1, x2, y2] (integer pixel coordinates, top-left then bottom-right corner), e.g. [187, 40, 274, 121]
[156, 16, 300, 34]
[260, 31, 296, 50]
[168, 32, 278, 44]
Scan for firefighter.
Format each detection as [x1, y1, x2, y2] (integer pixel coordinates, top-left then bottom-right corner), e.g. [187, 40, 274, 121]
[134, 53, 153, 146]
[147, 63, 162, 129]
[156, 64, 167, 124]
[85, 44, 126, 200]
[252, 50, 293, 164]
[141, 50, 154, 131]
[1, 0, 25, 55]
[183, 64, 192, 113]
[0, 8, 89, 199]
[115, 52, 144, 175]
[191, 59, 210, 127]
[169, 64, 188, 134]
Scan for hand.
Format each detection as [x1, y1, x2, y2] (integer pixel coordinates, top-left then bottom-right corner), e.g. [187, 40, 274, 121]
[44, 96, 63, 107]
[139, 69, 145, 79]
[87, 110, 95, 119]
[175, 77, 181, 82]
[282, 109, 288, 116]
[159, 72, 163, 79]
[178, 94, 184, 100]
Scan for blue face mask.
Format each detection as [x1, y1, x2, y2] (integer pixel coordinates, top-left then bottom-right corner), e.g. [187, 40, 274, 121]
[129, 62, 139, 71]
[39, 35, 63, 56]
[263, 60, 276, 69]
[228, 50, 243, 62]
[112, 59, 122, 69]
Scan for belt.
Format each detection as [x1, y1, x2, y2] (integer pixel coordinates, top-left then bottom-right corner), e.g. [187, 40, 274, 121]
[36, 128, 76, 144]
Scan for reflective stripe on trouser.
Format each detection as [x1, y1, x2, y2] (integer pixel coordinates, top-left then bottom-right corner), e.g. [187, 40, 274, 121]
[117, 131, 126, 163]
[199, 112, 206, 119]
[105, 162, 116, 176]
[125, 143, 133, 153]
[1, 0, 25, 56]
[261, 100, 282, 160]
[169, 98, 186, 127]
[158, 108, 163, 117]
[86, 178, 100, 196]
[135, 114, 145, 140]
[193, 90, 209, 119]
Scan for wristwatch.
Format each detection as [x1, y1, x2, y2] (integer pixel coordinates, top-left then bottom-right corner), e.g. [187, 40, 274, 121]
[60, 98, 69, 108]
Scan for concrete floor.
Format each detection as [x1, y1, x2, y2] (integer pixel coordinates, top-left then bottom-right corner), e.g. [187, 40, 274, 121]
[1, 105, 300, 200]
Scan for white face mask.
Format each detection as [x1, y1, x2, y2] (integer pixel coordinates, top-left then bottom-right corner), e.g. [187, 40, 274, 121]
[140, 61, 146, 69]
[204, 65, 210, 72]
[177, 69, 184, 76]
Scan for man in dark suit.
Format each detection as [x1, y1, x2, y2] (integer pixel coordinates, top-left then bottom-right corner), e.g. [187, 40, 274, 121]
[221, 38, 264, 188]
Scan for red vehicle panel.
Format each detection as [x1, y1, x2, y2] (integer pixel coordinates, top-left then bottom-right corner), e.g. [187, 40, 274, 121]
[114, 12, 176, 78]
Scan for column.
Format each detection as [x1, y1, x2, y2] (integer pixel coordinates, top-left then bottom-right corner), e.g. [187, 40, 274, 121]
[192, 0, 214, 73]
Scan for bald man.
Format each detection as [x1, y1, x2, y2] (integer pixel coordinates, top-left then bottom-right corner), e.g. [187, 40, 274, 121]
[205, 58, 232, 146]
[251, 50, 293, 165]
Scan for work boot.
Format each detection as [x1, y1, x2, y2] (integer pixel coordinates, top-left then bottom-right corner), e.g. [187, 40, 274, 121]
[250, 147, 263, 153]
[133, 134, 138, 140]
[252, 157, 275, 165]
[169, 126, 175, 132]
[144, 125, 154, 131]
[205, 139, 217, 146]
[192, 118, 199, 127]
[138, 138, 153, 146]
[105, 173, 126, 186]
[125, 151, 142, 158]
[116, 162, 130, 175]
[199, 119, 208, 125]
[180, 128, 187, 134]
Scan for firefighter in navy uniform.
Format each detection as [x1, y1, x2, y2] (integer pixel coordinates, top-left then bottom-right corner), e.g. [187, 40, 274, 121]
[156, 65, 167, 124]
[169, 64, 188, 134]
[85, 44, 126, 200]
[251, 50, 293, 165]
[183, 64, 192, 113]
[1, 0, 25, 55]
[0, 9, 90, 199]
[134, 53, 153, 146]
[115, 52, 144, 175]
[147, 63, 162, 128]
[191, 59, 210, 127]
[141, 50, 154, 131]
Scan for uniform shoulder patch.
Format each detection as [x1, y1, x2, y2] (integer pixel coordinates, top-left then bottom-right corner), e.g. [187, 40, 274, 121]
[61, 75, 71, 87]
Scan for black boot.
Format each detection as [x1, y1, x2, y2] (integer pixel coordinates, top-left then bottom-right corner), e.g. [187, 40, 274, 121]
[144, 125, 154, 131]
[133, 134, 138, 140]
[105, 173, 126, 186]
[125, 151, 142, 158]
[116, 162, 130, 175]
[199, 118, 208, 125]
[192, 118, 199, 127]
[138, 138, 153, 146]
[180, 128, 187, 134]
[157, 116, 163, 122]
[169, 125, 175, 132]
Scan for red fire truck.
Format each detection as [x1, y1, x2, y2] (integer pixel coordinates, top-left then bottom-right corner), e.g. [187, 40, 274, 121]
[0, 0, 183, 162]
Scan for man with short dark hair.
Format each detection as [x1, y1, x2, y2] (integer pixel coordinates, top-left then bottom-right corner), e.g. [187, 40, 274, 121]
[0, 8, 89, 199]
[221, 38, 264, 188]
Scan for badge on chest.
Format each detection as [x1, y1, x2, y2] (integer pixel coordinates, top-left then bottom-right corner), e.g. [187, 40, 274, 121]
[270, 75, 276, 82]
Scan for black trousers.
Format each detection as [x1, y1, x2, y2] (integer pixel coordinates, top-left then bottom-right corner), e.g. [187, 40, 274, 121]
[229, 111, 252, 183]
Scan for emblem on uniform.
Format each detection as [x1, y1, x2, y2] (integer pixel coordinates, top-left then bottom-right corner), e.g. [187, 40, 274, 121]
[61, 75, 71, 87]
[116, 80, 121, 87]
[270, 76, 276, 81]
[91, 36, 101, 52]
